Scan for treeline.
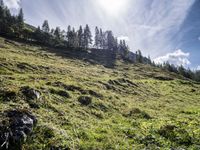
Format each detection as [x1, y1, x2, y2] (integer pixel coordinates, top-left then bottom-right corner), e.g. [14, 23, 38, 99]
[0, 0, 129, 54]
[0, 0, 200, 82]
[34, 22, 129, 52]
[154, 62, 200, 82]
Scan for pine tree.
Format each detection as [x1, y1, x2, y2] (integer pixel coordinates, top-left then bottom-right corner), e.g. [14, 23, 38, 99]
[112, 38, 118, 51]
[73, 31, 79, 48]
[94, 26, 100, 48]
[136, 50, 143, 63]
[34, 26, 42, 42]
[54, 27, 61, 40]
[78, 26, 84, 48]
[71, 27, 78, 47]
[50, 29, 55, 35]
[18, 8, 24, 23]
[99, 28, 103, 48]
[83, 24, 92, 49]
[42, 20, 50, 33]
[67, 25, 73, 47]
[107, 31, 115, 50]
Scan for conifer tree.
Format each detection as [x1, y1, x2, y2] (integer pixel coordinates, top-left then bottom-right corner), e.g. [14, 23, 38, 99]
[136, 50, 143, 63]
[83, 24, 92, 49]
[94, 26, 100, 48]
[78, 26, 84, 48]
[42, 20, 50, 33]
[18, 8, 24, 23]
[54, 27, 61, 40]
[99, 28, 103, 48]
[67, 25, 73, 47]
[107, 31, 115, 50]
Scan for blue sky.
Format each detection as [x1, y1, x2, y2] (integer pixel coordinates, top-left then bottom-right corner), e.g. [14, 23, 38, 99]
[4, 0, 200, 69]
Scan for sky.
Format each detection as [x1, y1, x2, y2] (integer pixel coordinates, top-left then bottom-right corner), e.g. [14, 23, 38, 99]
[4, 0, 200, 70]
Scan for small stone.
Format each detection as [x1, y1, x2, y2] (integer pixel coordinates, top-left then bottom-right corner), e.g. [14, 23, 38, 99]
[21, 86, 41, 100]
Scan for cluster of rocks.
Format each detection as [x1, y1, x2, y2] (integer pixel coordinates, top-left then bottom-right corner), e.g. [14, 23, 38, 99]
[0, 110, 37, 150]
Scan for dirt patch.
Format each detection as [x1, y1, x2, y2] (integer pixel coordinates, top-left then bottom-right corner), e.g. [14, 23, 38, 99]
[78, 96, 92, 106]
[154, 76, 174, 81]
[47, 82, 103, 98]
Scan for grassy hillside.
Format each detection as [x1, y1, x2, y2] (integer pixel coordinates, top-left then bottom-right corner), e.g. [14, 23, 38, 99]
[0, 37, 200, 150]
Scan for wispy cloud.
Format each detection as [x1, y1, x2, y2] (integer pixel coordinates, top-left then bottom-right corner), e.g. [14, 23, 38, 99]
[124, 0, 195, 57]
[198, 36, 200, 41]
[4, 0, 21, 10]
[154, 49, 191, 67]
[22, 0, 195, 58]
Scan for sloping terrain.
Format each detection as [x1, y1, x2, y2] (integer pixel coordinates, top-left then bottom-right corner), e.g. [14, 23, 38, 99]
[0, 37, 200, 150]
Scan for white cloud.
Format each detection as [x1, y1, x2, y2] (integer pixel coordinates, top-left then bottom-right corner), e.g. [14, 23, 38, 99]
[197, 66, 200, 70]
[198, 36, 200, 41]
[154, 49, 191, 67]
[117, 36, 130, 42]
[4, 0, 21, 10]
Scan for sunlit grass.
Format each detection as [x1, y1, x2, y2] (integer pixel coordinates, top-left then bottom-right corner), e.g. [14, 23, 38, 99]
[0, 37, 200, 149]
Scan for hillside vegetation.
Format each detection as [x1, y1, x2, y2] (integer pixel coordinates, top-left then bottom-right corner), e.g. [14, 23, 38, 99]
[0, 37, 200, 150]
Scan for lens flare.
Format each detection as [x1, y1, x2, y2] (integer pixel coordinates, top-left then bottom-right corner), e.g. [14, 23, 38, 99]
[97, 0, 130, 16]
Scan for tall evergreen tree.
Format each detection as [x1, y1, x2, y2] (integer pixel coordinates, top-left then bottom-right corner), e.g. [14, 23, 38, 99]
[94, 26, 100, 48]
[54, 27, 61, 40]
[17, 8, 24, 23]
[42, 20, 50, 33]
[71, 27, 78, 47]
[136, 50, 143, 63]
[107, 31, 115, 50]
[99, 28, 103, 48]
[78, 26, 84, 48]
[83, 24, 92, 49]
[67, 25, 73, 47]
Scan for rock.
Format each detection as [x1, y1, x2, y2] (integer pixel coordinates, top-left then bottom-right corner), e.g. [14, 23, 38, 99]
[78, 96, 92, 106]
[21, 86, 41, 100]
[0, 109, 37, 149]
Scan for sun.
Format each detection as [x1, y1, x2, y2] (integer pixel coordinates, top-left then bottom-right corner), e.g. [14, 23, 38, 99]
[97, 0, 129, 16]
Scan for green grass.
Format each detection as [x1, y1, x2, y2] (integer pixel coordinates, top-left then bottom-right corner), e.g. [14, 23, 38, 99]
[0, 37, 200, 150]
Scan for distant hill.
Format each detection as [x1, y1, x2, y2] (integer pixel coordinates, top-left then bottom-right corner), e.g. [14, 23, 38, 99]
[0, 36, 200, 149]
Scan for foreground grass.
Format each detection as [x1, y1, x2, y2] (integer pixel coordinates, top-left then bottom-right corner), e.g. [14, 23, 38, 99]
[0, 37, 200, 150]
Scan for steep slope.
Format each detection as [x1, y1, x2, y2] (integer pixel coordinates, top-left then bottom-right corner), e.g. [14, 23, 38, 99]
[0, 37, 200, 150]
